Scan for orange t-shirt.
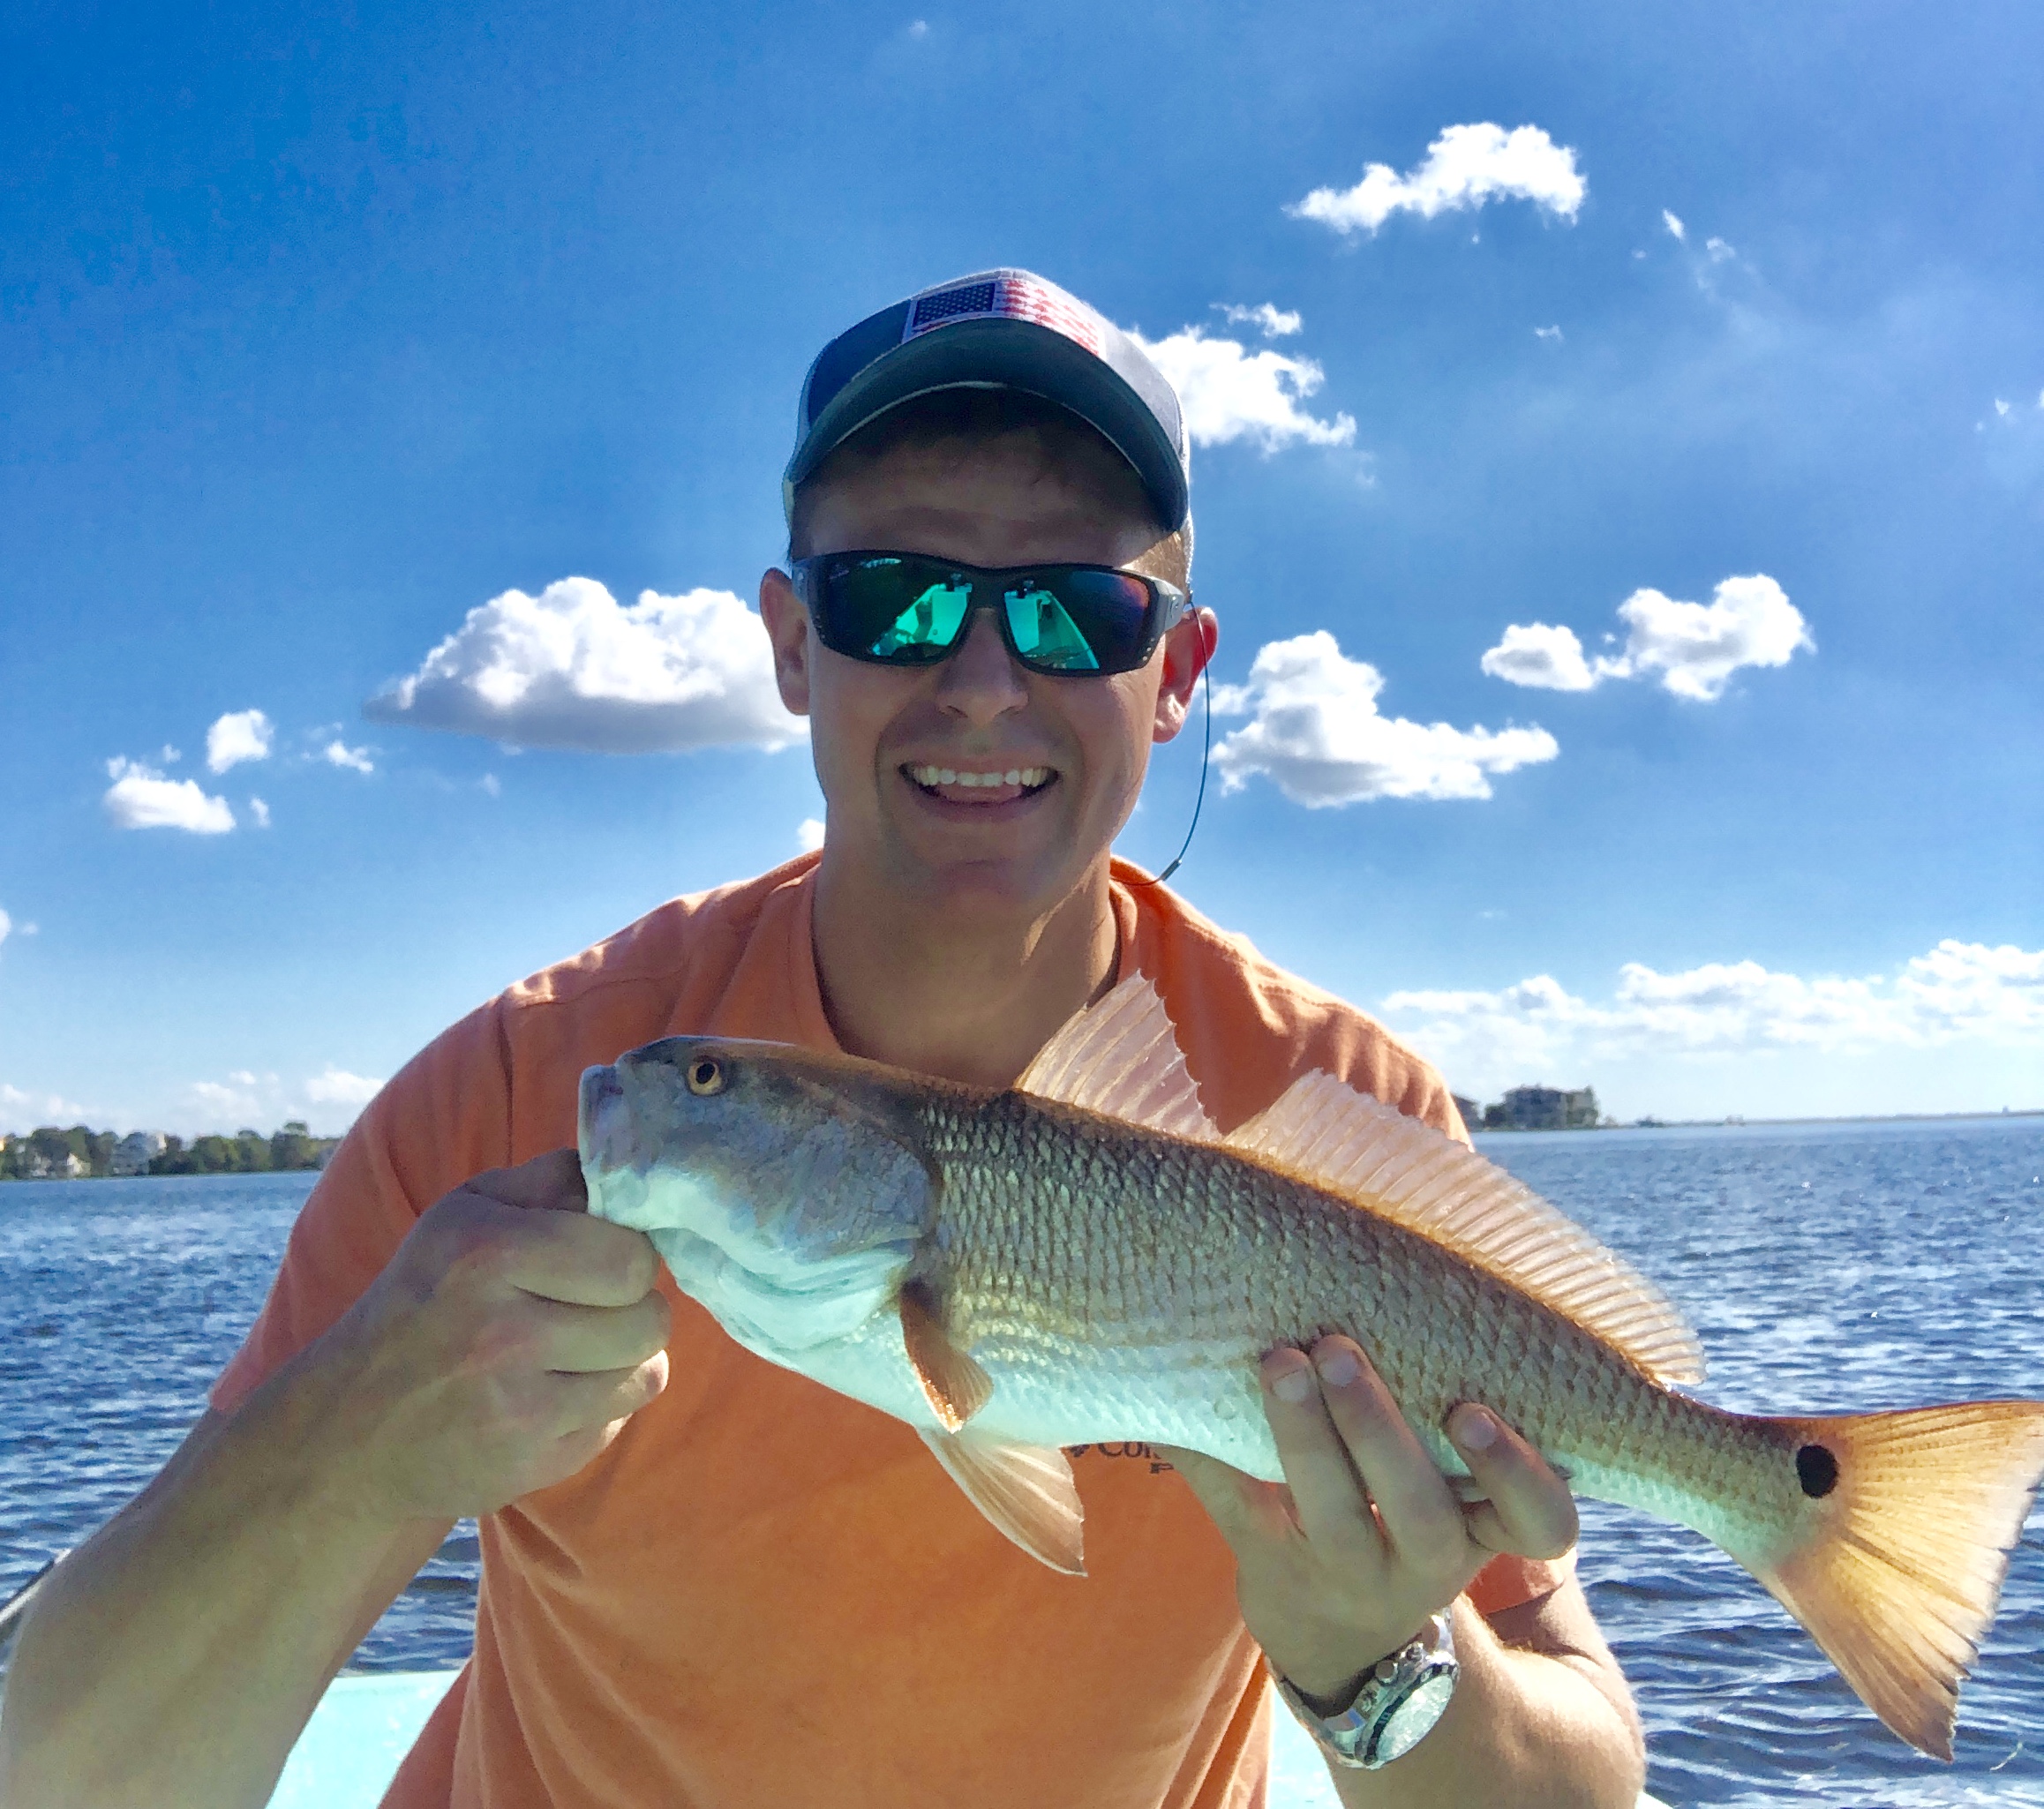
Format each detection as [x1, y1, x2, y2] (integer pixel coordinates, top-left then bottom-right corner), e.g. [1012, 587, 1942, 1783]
[212, 855, 1569, 1808]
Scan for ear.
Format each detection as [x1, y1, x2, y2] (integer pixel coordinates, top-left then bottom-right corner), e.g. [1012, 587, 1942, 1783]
[759, 567, 813, 717]
[1152, 608, 1218, 745]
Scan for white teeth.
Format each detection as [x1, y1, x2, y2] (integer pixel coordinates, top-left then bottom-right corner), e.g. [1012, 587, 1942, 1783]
[907, 764, 1053, 791]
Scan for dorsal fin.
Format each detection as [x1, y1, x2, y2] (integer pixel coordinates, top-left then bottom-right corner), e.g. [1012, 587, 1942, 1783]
[1227, 1072, 1705, 1387]
[1014, 978, 1216, 1141]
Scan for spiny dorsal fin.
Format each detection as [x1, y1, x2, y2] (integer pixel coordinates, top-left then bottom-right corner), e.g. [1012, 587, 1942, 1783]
[1014, 977, 1216, 1141]
[1227, 1072, 1705, 1387]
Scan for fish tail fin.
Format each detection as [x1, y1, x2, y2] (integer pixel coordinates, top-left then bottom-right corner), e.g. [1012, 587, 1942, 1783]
[1740, 1400, 2044, 1760]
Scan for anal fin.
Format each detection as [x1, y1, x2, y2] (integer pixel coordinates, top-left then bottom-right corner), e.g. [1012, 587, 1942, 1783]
[917, 1427, 1087, 1576]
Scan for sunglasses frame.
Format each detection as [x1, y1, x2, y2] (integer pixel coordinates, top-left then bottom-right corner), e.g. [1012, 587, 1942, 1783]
[790, 550, 1192, 678]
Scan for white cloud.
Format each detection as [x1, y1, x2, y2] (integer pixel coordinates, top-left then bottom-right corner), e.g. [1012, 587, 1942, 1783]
[206, 709, 274, 773]
[481, 773, 501, 798]
[364, 578, 803, 754]
[1125, 327, 1355, 451]
[1612, 576, 1815, 700]
[1995, 398, 2012, 418]
[0, 1082, 89, 1129]
[1383, 940, 2044, 1097]
[249, 797, 272, 828]
[102, 759, 236, 834]
[1290, 123, 1586, 236]
[305, 1067, 384, 1107]
[1662, 209, 1687, 242]
[796, 816, 826, 853]
[1481, 574, 1813, 702]
[0, 908, 9, 950]
[1479, 622, 1601, 692]
[906, 18, 928, 37]
[1533, 324, 1563, 342]
[1705, 236, 1735, 263]
[1211, 631, 1559, 806]
[323, 739, 375, 775]
[1217, 302, 1304, 338]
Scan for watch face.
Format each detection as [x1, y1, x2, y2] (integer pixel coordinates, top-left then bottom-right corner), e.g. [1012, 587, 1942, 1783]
[1370, 1665, 1458, 1767]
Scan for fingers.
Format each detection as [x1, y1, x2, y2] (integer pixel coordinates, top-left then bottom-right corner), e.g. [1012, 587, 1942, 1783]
[524, 1287, 673, 1375]
[450, 1193, 660, 1308]
[1155, 1445, 1294, 1548]
[545, 1351, 671, 1437]
[468, 1148, 587, 1213]
[1264, 1339, 1462, 1565]
[1448, 1403, 1580, 1560]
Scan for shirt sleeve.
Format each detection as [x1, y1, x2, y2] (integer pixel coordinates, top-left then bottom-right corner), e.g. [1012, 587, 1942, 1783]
[208, 1000, 516, 1417]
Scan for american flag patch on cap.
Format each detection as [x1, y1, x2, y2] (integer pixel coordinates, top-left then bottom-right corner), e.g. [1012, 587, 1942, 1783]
[904, 271, 1104, 357]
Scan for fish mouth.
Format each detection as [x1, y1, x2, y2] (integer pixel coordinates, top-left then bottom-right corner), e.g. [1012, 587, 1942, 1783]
[900, 762, 1058, 807]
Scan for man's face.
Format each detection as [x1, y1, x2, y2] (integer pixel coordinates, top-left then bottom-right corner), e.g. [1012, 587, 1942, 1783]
[759, 434, 1212, 918]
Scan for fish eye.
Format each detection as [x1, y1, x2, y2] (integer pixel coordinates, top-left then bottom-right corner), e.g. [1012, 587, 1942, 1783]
[686, 1057, 725, 1097]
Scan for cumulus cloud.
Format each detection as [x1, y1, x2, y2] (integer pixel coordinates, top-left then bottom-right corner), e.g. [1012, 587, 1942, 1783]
[1126, 326, 1355, 451]
[1290, 123, 1586, 236]
[102, 758, 236, 833]
[1533, 324, 1563, 342]
[1478, 622, 1602, 692]
[797, 816, 826, 853]
[323, 739, 375, 775]
[206, 709, 274, 773]
[1662, 209, 1687, 242]
[249, 798, 272, 828]
[0, 1082, 89, 1129]
[1383, 941, 2044, 1090]
[1217, 302, 1304, 338]
[180, 1064, 386, 1132]
[304, 1067, 384, 1107]
[364, 578, 802, 754]
[1705, 236, 1735, 263]
[1481, 575, 1813, 702]
[1211, 631, 1559, 806]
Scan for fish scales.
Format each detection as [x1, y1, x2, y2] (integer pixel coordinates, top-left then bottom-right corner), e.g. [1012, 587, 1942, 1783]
[925, 1086, 1714, 1514]
[580, 986, 2044, 1760]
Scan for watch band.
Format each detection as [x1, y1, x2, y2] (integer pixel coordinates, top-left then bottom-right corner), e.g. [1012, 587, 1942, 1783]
[1274, 1610, 1459, 1770]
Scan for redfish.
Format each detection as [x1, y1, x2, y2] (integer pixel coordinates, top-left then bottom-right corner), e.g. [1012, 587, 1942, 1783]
[579, 979, 2044, 1759]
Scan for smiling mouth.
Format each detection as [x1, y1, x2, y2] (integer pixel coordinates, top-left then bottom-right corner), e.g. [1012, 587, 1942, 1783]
[903, 762, 1057, 804]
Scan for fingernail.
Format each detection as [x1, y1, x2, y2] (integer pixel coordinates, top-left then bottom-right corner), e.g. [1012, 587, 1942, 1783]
[1271, 1362, 1315, 1404]
[1454, 1407, 1498, 1451]
[1316, 1347, 1359, 1388]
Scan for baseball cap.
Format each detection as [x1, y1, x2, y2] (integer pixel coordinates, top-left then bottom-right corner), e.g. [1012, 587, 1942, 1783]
[784, 268, 1191, 539]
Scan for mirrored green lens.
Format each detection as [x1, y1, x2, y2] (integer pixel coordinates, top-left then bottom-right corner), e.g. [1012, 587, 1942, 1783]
[1003, 584, 1101, 672]
[832, 559, 970, 661]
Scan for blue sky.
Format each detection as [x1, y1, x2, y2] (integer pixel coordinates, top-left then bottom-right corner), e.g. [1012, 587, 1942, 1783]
[4, 0, 2040, 1134]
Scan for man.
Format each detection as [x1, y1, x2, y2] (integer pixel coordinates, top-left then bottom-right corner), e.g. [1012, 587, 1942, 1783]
[0, 270, 1646, 1806]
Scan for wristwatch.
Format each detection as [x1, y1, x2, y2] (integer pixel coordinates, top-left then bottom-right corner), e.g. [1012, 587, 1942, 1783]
[1274, 1611, 1459, 1770]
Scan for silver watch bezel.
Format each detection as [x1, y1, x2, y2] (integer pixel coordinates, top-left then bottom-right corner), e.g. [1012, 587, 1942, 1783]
[1275, 1610, 1459, 1771]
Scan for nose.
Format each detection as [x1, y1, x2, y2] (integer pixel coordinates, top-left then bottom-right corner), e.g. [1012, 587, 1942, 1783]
[932, 602, 1029, 726]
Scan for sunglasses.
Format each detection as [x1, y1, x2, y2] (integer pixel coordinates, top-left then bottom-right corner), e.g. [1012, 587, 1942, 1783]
[790, 551, 1191, 677]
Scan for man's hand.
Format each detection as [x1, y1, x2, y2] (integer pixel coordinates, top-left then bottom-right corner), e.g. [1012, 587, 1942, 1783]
[312, 1148, 673, 1525]
[1164, 1334, 1577, 1705]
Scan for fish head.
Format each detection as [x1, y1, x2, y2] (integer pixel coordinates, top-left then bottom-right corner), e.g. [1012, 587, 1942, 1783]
[578, 1037, 937, 1362]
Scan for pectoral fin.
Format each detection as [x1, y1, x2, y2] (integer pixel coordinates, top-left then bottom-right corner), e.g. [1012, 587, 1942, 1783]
[917, 1426, 1086, 1576]
[898, 1280, 993, 1432]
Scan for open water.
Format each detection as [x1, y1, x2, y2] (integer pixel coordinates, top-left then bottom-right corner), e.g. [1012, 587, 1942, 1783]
[2, 1116, 2040, 1805]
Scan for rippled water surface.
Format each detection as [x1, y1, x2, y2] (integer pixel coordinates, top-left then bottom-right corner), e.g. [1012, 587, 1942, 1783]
[4, 1121, 2041, 1804]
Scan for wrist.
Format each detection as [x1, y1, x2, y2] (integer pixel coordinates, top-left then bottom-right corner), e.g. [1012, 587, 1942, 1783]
[1275, 1612, 1461, 1772]
[1277, 1618, 1439, 1712]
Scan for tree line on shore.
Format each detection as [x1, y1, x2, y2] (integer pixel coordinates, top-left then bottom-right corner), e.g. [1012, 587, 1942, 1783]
[0, 1122, 341, 1180]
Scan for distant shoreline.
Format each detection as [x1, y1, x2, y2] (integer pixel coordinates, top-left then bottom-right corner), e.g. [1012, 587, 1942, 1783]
[1478, 1107, 2044, 1132]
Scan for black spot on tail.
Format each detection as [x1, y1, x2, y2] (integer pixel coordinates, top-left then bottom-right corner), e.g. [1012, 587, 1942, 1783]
[1796, 1442, 1839, 1498]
